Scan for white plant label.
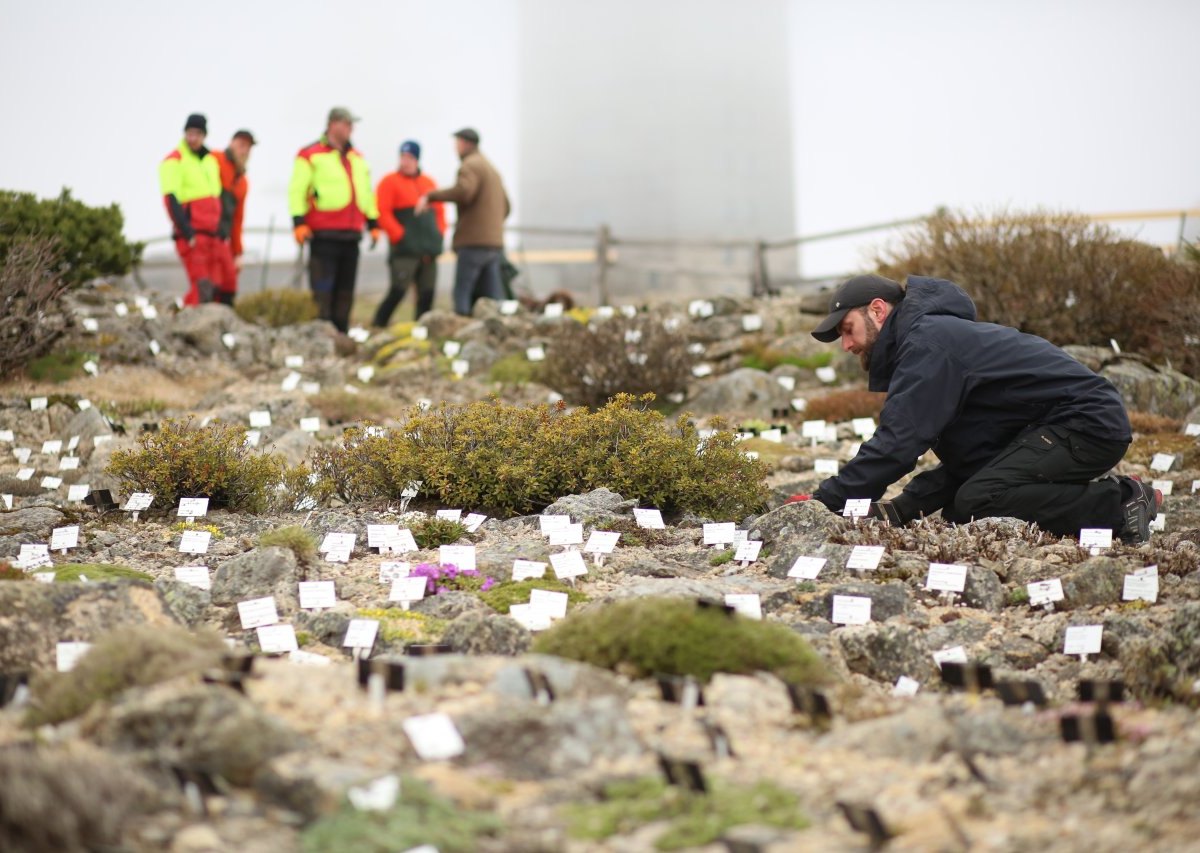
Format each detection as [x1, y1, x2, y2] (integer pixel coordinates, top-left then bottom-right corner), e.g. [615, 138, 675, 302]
[814, 459, 839, 475]
[852, 417, 877, 438]
[791, 398, 807, 411]
[402, 713, 465, 761]
[450, 359, 469, 377]
[499, 300, 519, 315]
[801, 419, 827, 440]
[325, 546, 352, 563]
[893, 676, 920, 697]
[41, 439, 62, 454]
[1122, 574, 1158, 603]
[14, 447, 31, 463]
[442, 340, 461, 357]
[367, 524, 400, 549]
[508, 603, 552, 631]
[179, 530, 211, 554]
[343, 619, 380, 650]
[59, 456, 80, 471]
[526, 345, 546, 362]
[67, 484, 90, 502]
[67, 435, 80, 451]
[1027, 578, 1065, 606]
[257, 624, 299, 653]
[15, 468, 34, 481]
[237, 596, 279, 630]
[17, 543, 52, 570]
[299, 581, 337, 609]
[284, 354, 304, 368]
[320, 532, 356, 553]
[788, 556, 827, 580]
[529, 588, 569, 620]
[759, 428, 783, 443]
[389, 576, 429, 603]
[692, 364, 713, 378]
[436, 508, 463, 523]
[1151, 479, 1173, 496]
[511, 560, 547, 581]
[1, 494, 11, 510]
[1149, 514, 1166, 533]
[299, 417, 321, 433]
[584, 531, 620, 554]
[83, 318, 100, 332]
[550, 549, 587, 579]
[831, 595, 872, 625]
[379, 562, 411, 583]
[846, 545, 885, 571]
[1150, 453, 1174, 472]
[703, 522, 736, 546]
[932, 645, 969, 667]
[741, 314, 763, 332]
[347, 774, 400, 812]
[244, 430, 261, 448]
[634, 508, 665, 529]
[538, 514, 571, 535]
[816, 366, 837, 383]
[1063, 624, 1103, 656]
[543, 302, 564, 318]
[733, 539, 762, 563]
[411, 325, 429, 340]
[925, 563, 968, 593]
[174, 565, 211, 590]
[40, 476, 63, 489]
[148, 339, 160, 356]
[439, 545, 477, 572]
[724, 593, 763, 619]
[50, 526, 79, 551]
[548, 523, 584, 546]
[221, 333, 236, 349]
[463, 513, 487, 533]
[177, 497, 209, 518]
[1079, 528, 1112, 550]
[0, 430, 11, 442]
[1185, 423, 1200, 437]
[56, 642, 92, 672]
[843, 498, 871, 518]
[777, 375, 796, 391]
[248, 410, 272, 428]
[31, 396, 48, 411]
[124, 492, 154, 511]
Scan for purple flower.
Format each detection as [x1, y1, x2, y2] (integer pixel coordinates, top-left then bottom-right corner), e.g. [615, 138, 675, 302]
[442, 564, 459, 579]
[436, 585, 450, 595]
[481, 577, 496, 592]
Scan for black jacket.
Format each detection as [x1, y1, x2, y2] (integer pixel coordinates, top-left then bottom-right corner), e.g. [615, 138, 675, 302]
[813, 276, 1131, 516]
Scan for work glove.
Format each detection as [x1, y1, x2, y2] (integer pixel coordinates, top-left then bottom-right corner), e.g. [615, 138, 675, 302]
[868, 500, 904, 525]
[369, 228, 382, 250]
[785, 494, 812, 504]
[293, 225, 313, 245]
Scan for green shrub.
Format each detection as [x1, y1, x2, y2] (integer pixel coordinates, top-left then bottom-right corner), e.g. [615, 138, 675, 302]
[487, 352, 542, 386]
[533, 597, 830, 685]
[311, 395, 768, 518]
[476, 578, 588, 614]
[741, 344, 832, 372]
[709, 549, 734, 566]
[26, 349, 93, 383]
[565, 776, 808, 850]
[875, 209, 1200, 378]
[103, 398, 168, 419]
[301, 776, 502, 853]
[258, 525, 318, 562]
[540, 315, 694, 407]
[0, 188, 141, 286]
[106, 418, 287, 513]
[354, 609, 449, 645]
[27, 624, 226, 726]
[53, 564, 152, 582]
[410, 516, 470, 549]
[234, 288, 319, 328]
[802, 389, 886, 423]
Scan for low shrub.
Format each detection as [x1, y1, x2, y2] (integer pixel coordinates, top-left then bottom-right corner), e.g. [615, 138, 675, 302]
[487, 352, 542, 386]
[106, 418, 287, 513]
[353, 609, 449, 645]
[27, 624, 226, 726]
[301, 776, 502, 853]
[234, 288, 319, 328]
[0, 478, 44, 497]
[308, 390, 399, 425]
[539, 315, 694, 407]
[311, 395, 768, 518]
[802, 389, 886, 423]
[26, 349, 92, 383]
[741, 343, 832, 372]
[0, 235, 72, 379]
[0, 562, 29, 581]
[409, 561, 496, 595]
[1128, 411, 1182, 434]
[477, 578, 589, 614]
[532, 597, 830, 685]
[875, 209, 1200, 378]
[53, 564, 152, 582]
[257, 525, 318, 562]
[565, 776, 808, 850]
[410, 516, 469, 549]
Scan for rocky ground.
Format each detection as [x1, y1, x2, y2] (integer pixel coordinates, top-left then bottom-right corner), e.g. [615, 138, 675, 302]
[1, 278, 1199, 852]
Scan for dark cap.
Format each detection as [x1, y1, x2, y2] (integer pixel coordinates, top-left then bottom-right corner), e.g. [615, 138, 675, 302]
[184, 113, 207, 133]
[810, 274, 904, 342]
[453, 127, 480, 145]
[328, 106, 361, 124]
[232, 129, 256, 145]
[400, 139, 421, 159]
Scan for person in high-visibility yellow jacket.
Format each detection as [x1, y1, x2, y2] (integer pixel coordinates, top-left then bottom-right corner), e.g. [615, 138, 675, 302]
[159, 113, 226, 306]
[289, 106, 381, 333]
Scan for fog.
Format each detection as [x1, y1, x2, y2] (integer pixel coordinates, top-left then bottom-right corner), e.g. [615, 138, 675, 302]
[1, 0, 1196, 279]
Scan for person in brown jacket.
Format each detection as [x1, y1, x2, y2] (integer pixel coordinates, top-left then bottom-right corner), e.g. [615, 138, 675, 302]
[415, 128, 511, 315]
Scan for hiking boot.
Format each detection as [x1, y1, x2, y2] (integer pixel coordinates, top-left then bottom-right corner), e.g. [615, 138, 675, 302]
[1118, 476, 1162, 545]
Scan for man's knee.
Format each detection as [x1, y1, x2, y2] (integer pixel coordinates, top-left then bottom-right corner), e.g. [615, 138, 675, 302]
[952, 482, 991, 520]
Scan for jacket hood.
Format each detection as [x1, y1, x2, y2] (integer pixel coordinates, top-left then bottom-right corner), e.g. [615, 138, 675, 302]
[867, 276, 977, 391]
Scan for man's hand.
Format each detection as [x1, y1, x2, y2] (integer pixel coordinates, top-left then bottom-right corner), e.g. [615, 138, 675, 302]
[369, 228, 382, 250]
[234, 255, 243, 271]
[413, 195, 429, 216]
[293, 225, 312, 245]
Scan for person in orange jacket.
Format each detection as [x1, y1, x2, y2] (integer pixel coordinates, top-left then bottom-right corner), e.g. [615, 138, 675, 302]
[158, 113, 222, 306]
[372, 140, 446, 326]
[211, 129, 255, 304]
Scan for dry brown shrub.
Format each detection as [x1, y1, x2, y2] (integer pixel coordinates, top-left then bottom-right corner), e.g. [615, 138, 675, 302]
[0, 235, 71, 379]
[802, 389, 885, 423]
[875, 209, 1200, 378]
[1127, 411, 1183, 435]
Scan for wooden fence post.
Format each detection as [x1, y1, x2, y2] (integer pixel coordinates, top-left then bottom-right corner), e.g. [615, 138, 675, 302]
[596, 224, 612, 307]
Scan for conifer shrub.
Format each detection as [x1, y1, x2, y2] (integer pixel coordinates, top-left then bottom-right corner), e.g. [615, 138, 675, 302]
[539, 315, 695, 407]
[875, 209, 1200, 378]
[257, 525, 318, 562]
[106, 418, 287, 513]
[410, 517, 470, 549]
[311, 395, 769, 518]
[27, 624, 226, 726]
[234, 288, 319, 328]
[802, 389, 886, 423]
[532, 597, 830, 685]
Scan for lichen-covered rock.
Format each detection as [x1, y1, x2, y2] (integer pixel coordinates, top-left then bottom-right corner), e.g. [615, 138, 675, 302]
[834, 622, 938, 684]
[442, 611, 531, 656]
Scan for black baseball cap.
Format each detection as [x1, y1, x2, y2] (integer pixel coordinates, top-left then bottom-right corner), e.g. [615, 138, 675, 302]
[810, 274, 904, 342]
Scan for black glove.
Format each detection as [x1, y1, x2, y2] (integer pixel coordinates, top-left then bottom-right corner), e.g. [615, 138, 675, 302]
[869, 500, 904, 525]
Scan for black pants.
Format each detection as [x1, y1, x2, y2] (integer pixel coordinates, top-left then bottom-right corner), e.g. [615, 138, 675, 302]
[950, 424, 1128, 536]
[309, 236, 360, 333]
[373, 253, 437, 326]
[452, 247, 504, 316]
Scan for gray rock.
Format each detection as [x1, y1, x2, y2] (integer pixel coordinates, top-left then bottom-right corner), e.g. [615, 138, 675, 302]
[270, 429, 319, 467]
[459, 339, 500, 373]
[834, 622, 938, 684]
[1101, 359, 1200, 418]
[442, 611, 531, 656]
[63, 406, 116, 448]
[963, 564, 1006, 611]
[749, 499, 842, 550]
[167, 303, 245, 356]
[418, 309, 469, 342]
[293, 604, 356, 647]
[1061, 556, 1128, 609]
[154, 578, 214, 628]
[0, 580, 178, 673]
[543, 488, 637, 526]
[489, 655, 630, 703]
[89, 683, 298, 787]
[256, 754, 381, 820]
[210, 546, 301, 610]
[801, 581, 910, 622]
[475, 542, 548, 582]
[454, 695, 642, 779]
[411, 591, 491, 621]
[0, 505, 66, 537]
[686, 367, 789, 418]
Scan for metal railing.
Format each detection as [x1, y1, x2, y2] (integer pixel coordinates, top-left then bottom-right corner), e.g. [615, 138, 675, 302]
[134, 207, 1199, 305]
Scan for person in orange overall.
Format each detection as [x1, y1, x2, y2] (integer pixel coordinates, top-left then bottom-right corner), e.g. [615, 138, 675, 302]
[211, 129, 256, 305]
[159, 113, 223, 305]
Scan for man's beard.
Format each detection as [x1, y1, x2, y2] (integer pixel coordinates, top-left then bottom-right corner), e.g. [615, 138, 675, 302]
[858, 313, 880, 371]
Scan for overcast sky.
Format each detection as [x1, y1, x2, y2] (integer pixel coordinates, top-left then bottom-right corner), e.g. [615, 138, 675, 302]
[1, 0, 1196, 277]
